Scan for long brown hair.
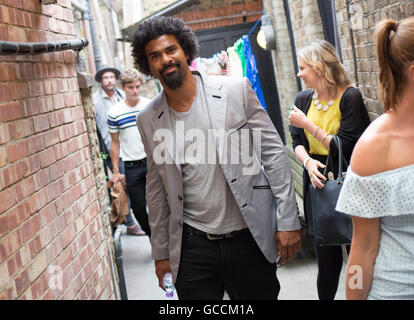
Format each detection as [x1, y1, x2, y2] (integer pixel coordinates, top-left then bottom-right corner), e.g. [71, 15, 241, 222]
[374, 17, 414, 112]
[298, 40, 351, 97]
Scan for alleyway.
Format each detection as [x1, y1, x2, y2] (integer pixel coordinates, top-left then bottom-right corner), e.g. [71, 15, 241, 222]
[119, 226, 346, 300]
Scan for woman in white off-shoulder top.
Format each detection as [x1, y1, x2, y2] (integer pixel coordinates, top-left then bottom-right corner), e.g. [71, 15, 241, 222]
[336, 17, 414, 300]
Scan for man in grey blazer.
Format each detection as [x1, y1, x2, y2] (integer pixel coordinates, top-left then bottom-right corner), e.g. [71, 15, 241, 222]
[132, 16, 302, 300]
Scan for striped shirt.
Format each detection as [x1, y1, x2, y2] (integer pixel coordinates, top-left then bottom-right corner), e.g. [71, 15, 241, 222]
[107, 97, 150, 161]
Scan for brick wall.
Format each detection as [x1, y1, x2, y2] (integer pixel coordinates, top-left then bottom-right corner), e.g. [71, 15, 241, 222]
[335, 0, 414, 119]
[142, 0, 176, 17]
[0, 0, 116, 300]
[173, 0, 263, 31]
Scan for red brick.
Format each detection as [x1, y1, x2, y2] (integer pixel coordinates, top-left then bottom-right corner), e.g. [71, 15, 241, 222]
[53, 142, 68, 160]
[0, 5, 16, 25]
[2, 0, 23, 8]
[30, 277, 44, 300]
[24, 0, 40, 12]
[21, 154, 41, 178]
[1, 162, 24, 189]
[48, 17, 64, 33]
[45, 234, 62, 263]
[62, 7, 74, 22]
[21, 214, 41, 242]
[69, 184, 81, 203]
[0, 229, 22, 262]
[7, 251, 23, 277]
[15, 176, 36, 202]
[43, 127, 60, 148]
[7, 25, 27, 42]
[33, 63, 49, 79]
[43, 79, 58, 95]
[52, 94, 65, 109]
[30, 14, 49, 31]
[66, 78, 78, 92]
[15, 63, 33, 80]
[15, 118, 35, 139]
[57, 0, 71, 9]
[0, 83, 10, 102]
[58, 124, 71, 142]
[28, 235, 43, 258]
[14, 270, 29, 296]
[26, 29, 48, 42]
[7, 140, 29, 163]
[38, 96, 54, 114]
[22, 98, 40, 117]
[0, 63, 17, 81]
[0, 101, 25, 122]
[28, 80, 45, 97]
[27, 190, 48, 215]
[34, 168, 50, 191]
[7, 201, 30, 230]
[67, 137, 79, 154]
[56, 79, 68, 93]
[48, 110, 64, 128]
[39, 148, 56, 169]
[0, 213, 8, 237]
[27, 134, 45, 155]
[61, 223, 76, 249]
[9, 82, 29, 100]
[33, 114, 50, 133]
[0, 123, 13, 144]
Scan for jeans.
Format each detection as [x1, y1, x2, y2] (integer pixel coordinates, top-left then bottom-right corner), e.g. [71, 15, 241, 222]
[175, 224, 280, 300]
[124, 158, 151, 237]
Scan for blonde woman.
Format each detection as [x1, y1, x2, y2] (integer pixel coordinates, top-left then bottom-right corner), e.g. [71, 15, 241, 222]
[288, 40, 370, 300]
[336, 17, 414, 300]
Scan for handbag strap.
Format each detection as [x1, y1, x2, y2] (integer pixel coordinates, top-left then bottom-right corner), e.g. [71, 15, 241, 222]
[323, 135, 347, 183]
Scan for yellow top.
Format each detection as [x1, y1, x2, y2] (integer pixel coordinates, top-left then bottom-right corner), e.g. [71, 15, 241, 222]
[305, 94, 342, 155]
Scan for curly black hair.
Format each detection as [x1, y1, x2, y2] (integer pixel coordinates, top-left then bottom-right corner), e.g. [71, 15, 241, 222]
[131, 16, 200, 76]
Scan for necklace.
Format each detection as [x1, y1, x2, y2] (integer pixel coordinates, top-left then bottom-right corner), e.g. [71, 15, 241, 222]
[313, 91, 334, 112]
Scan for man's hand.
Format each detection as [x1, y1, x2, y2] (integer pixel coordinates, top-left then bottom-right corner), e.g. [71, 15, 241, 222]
[275, 230, 302, 264]
[155, 259, 171, 290]
[111, 172, 125, 185]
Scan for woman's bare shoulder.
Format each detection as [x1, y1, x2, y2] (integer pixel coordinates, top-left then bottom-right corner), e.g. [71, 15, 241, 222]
[350, 115, 392, 176]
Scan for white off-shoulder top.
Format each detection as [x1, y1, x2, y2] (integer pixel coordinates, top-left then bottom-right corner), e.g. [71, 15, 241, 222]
[336, 164, 414, 300]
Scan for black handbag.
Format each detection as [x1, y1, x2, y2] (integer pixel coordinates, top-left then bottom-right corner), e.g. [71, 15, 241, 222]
[309, 135, 353, 246]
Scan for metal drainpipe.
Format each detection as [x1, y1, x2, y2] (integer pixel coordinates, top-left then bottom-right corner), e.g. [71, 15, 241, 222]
[71, 0, 97, 74]
[113, 228, 128, 300]
[283, 0, 302, 92]
[345, 0, 359, 87]
[85, 0, 101, 69]
[0, 38, 88, 55]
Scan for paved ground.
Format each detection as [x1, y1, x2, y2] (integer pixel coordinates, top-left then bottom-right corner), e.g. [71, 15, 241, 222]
[119, 225, 346, 300]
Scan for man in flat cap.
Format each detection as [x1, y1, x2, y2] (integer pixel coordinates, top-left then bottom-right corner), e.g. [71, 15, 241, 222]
[93, 64, 124, 169]
[93, 64, 145, 236]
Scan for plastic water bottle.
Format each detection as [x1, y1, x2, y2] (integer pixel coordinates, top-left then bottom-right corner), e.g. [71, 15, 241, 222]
[163, 272, 174, 298]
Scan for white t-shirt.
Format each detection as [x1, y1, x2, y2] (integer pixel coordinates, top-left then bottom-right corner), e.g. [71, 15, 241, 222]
[107, 97, 150, 161]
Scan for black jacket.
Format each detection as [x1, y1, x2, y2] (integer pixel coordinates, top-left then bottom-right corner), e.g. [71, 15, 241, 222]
[289, 87, 371, 230]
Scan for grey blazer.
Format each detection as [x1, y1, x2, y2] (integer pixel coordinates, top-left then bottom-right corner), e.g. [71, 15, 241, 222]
[137, 71, 301, 282]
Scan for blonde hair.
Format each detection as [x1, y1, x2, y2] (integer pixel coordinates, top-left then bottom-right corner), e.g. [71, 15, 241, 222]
[298, 40, 351, 97]
[120, 68, 143, 87]
[374, 17, 414, 112]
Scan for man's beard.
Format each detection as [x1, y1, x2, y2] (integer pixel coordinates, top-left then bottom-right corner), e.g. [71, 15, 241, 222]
[159, 62, 184, 90]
